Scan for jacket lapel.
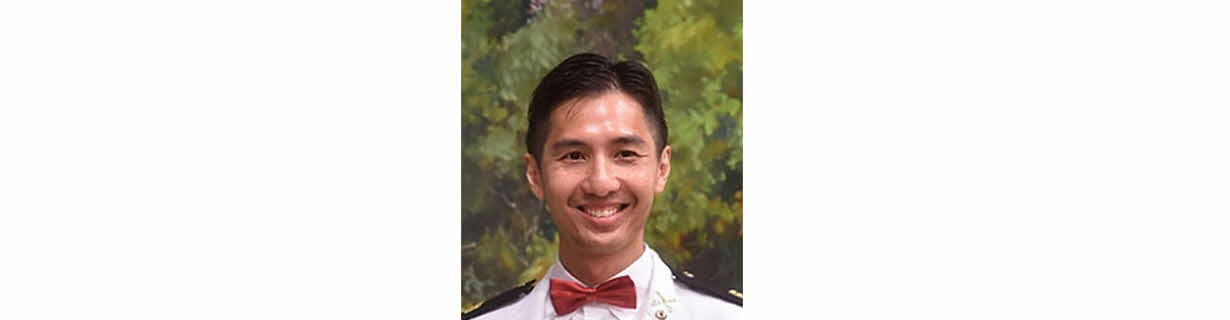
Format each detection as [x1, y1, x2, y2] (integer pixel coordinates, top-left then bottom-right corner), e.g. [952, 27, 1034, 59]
[646, 255, 685, 320]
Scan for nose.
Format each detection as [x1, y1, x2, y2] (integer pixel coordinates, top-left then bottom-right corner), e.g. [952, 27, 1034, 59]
[581, 158, 620, 197]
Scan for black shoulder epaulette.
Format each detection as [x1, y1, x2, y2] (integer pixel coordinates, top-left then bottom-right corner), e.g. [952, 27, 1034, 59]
[461, 280, 536, 320]
[670, 268, 743, 306]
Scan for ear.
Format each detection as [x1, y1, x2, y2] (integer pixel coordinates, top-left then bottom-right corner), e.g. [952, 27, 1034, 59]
[654, 145, 672, 193]
[524, 153, 545, 200]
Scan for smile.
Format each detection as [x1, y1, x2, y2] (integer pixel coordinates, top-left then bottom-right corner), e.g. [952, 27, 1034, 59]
[576, 204, 630, 218]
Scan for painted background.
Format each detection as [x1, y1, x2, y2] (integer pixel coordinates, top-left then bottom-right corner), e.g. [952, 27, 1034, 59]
[461, 0, 742, 311]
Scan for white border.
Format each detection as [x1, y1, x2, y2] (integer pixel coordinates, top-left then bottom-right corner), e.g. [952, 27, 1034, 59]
[749, 1, 1230, 319]
[1, 0, 457, 319]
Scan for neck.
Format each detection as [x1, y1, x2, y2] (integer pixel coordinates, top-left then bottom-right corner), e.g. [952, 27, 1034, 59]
[557, 240, 645, 287]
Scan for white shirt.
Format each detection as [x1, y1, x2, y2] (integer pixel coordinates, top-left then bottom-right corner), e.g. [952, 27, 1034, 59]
[473, 246, 740, 320]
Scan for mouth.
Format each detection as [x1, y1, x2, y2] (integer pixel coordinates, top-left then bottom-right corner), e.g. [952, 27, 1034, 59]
[575, 203, 631, 218]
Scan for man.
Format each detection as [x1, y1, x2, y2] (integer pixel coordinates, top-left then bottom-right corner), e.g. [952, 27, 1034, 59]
[463, 53, 741, 320]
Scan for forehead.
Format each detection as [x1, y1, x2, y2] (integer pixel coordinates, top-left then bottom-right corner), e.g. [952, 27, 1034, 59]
[546, 92, 652, 144]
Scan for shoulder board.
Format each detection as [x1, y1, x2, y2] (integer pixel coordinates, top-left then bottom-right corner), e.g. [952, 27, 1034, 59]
[671, 268, 743, 307]
[461, 280, 536, 320]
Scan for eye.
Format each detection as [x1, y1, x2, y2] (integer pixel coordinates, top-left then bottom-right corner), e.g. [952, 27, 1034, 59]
[562, 151, 586, 161]
[616, 150, 640, 159]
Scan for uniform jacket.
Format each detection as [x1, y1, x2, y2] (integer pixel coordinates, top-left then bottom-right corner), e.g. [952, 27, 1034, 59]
[464, 246, 741, 320]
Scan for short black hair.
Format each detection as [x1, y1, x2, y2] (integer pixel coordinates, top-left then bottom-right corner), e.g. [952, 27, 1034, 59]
[525, 53, 668, 163]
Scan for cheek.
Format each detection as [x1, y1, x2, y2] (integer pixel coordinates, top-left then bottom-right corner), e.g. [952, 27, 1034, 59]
[616, 165, 657, 188]
[543, 169, 582, 199]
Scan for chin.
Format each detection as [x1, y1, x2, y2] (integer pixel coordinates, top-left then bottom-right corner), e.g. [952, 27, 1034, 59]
[571, 233, 633, 253]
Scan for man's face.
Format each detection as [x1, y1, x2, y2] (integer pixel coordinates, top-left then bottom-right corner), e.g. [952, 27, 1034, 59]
[525, 92, 671, 256]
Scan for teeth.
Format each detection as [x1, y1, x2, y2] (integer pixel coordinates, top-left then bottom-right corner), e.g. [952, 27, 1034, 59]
[582, 205, 620, 217]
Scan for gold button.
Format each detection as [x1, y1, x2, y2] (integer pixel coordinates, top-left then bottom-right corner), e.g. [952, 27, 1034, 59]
[655, 310, 668, 319]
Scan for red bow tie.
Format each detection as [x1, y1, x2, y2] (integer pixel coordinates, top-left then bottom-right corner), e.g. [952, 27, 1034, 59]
[549, 275, 637, 315]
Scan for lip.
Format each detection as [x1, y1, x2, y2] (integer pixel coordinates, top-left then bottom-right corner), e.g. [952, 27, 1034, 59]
[572, 202, 631, 227]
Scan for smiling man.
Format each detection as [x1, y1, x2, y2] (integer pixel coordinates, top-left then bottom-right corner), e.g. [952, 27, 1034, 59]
[463, 53, 741, 320]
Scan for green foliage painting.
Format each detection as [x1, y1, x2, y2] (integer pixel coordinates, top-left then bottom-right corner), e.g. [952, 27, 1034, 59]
[461, 0, 742, 311]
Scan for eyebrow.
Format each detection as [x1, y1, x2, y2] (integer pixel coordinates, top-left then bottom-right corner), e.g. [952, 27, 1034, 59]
[611, 135, 647, 146]
[549, 139, 588, 152]
[549, 135, 648, 152]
